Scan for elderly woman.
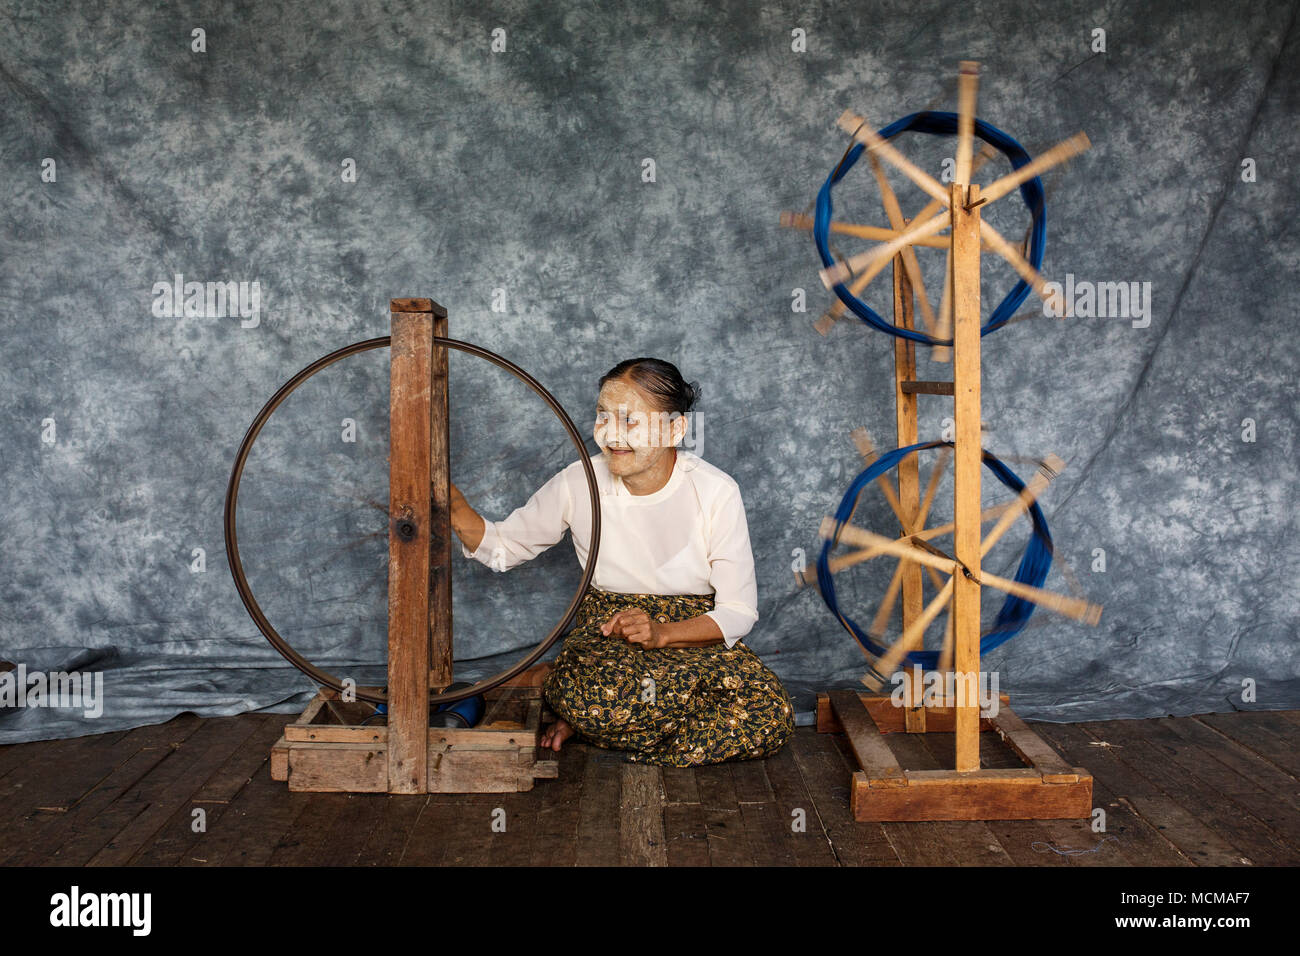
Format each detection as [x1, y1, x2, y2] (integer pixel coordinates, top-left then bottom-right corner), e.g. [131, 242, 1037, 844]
[450, 357, 794, 767]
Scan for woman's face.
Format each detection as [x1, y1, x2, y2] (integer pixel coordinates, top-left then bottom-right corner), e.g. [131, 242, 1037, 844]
[594, 376, 685, 477]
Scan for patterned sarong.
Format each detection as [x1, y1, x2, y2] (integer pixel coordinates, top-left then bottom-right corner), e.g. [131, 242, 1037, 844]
[541, 587, 795, 767]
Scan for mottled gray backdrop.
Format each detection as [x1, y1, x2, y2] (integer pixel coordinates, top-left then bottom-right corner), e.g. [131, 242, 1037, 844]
[2, 0, 1296, 743]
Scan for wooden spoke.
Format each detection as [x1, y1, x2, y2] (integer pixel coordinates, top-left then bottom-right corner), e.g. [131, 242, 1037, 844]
[979, 131, 1091, 207]
[849, 428, 909, 529]
[936, 240, 954, 354]
[819, 518, 960, 578]
[933, 144, 999, 360]
[816, 500, 1015, 578]
[867, 154, 939, 337]
[779, 211, 949, 248]
[974, 569, 1103, 624]
[820, 499, 1019, 580]
[870, 560, 908, 637]
[980, 454, 1064, 558]
[979, 220, 1066, 314]
[836, 110, 950, 207]
[862, 575, 956, 690]
[918, 445, 952, 531]
[819, 207, 951, 289]
[938, 589, 956, 672]
[955, 61, 979, 184]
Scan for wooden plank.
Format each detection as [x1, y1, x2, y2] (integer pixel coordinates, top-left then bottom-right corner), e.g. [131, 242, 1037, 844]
[1163, 715, 1300, 813]
[660, 764, 700, 805]
[353, 793, 428, 865]
[851, 769, 1092, 822]
[662, 802, 711, 866]
[266, 792, 356, 865]
[900, 380, 955, 395]
[195, 716, 292, 803]
[727, 753, 799, 867]
[287, 742, 388, 792]
[421, 795, 502, 866]
[817, 691, 1008, 733]
[788, 728, 900, 865]
[529, 738, 587, 866]
[84, 717, 274, 866]
[574, 750, 622, 865]
[1032, 721, 1196, 866]
[1083, 718, 1298, 865]
[827, 690, 906, 787]
[737, 801, 798, 866]
[729, 756, 775, 804]
[1195, 712, 1300, 777]
[945, 732, 1078, 866]
[954, 60, 979, 184]
[695, 763, 751, 866]
[619, 762, 667, 866]
[852, 731, 950, 865]
[927, 730, 1109, 865]
[388, 302, 434, 793]
[485, 786, 539, 868]
[950, 178, 982, 772]
[879, 731, 1013, 864]
[758, 739, 839, 866]
[989, 708, 1079, 780]
[1, 716, 207, 866]
[126, 716, 282, 866]
[1045, 721, 1243, 864]
[394, 796, 452, 866]
[196, 758, 312, 866]
[427, 745, 532, 793]
[315, 793, 390, 866]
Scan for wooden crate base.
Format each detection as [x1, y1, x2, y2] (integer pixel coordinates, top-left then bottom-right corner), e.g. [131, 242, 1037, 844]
[270, 667, 558, 794]
[816, 689, 1093, 821]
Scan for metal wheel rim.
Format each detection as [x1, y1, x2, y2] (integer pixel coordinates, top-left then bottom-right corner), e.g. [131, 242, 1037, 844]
[223, 335, 601, 706]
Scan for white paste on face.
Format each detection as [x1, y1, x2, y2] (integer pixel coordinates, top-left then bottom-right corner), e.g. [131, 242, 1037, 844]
[594, 376, 686, 481]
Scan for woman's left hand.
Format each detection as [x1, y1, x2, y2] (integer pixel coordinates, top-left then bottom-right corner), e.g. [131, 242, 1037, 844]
[602, 608, 668, 649]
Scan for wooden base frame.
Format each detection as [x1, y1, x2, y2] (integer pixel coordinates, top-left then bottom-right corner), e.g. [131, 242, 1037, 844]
[817, 690, 1093, 821]
[271, 665, 558, 793]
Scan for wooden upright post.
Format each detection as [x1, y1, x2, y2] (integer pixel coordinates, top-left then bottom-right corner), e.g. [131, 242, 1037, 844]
[387, 297, 450, 793]
[950, 183, 982, 772]
[892, 238, 925, 733]
[430, 311, 453, 692]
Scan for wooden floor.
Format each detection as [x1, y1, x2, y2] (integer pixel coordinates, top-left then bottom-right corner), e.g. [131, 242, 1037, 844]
[0, 709, 1296, 866]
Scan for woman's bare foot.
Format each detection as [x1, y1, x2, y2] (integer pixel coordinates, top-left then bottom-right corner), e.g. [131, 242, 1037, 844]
[539, 717, 576, 752]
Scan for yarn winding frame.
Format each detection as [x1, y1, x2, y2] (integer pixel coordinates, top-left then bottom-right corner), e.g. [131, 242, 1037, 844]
[785, 61, 1104, 821]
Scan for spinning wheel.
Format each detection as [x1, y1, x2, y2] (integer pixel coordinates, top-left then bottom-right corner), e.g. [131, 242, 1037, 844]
[785, 61, 1104, 821]
[224, 331, 601, 708]
[224, 298, 601, 793]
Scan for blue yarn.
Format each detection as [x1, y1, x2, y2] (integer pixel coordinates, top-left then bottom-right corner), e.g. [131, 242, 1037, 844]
[813, 111, 1047, 345]
[814, 440, 1054, 671]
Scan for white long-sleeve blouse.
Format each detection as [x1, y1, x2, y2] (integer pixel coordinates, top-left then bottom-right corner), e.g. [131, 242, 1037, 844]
[459, 449, 759, 649]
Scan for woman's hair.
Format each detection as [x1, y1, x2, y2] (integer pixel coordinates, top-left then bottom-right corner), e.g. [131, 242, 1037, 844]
[598, 357, 701, 418]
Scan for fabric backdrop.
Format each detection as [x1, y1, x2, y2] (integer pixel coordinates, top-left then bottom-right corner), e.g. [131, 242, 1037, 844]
[2, 0, 1296, 743]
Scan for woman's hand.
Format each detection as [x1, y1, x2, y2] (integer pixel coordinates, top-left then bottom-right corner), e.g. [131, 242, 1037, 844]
[601, 608, 668, 649]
